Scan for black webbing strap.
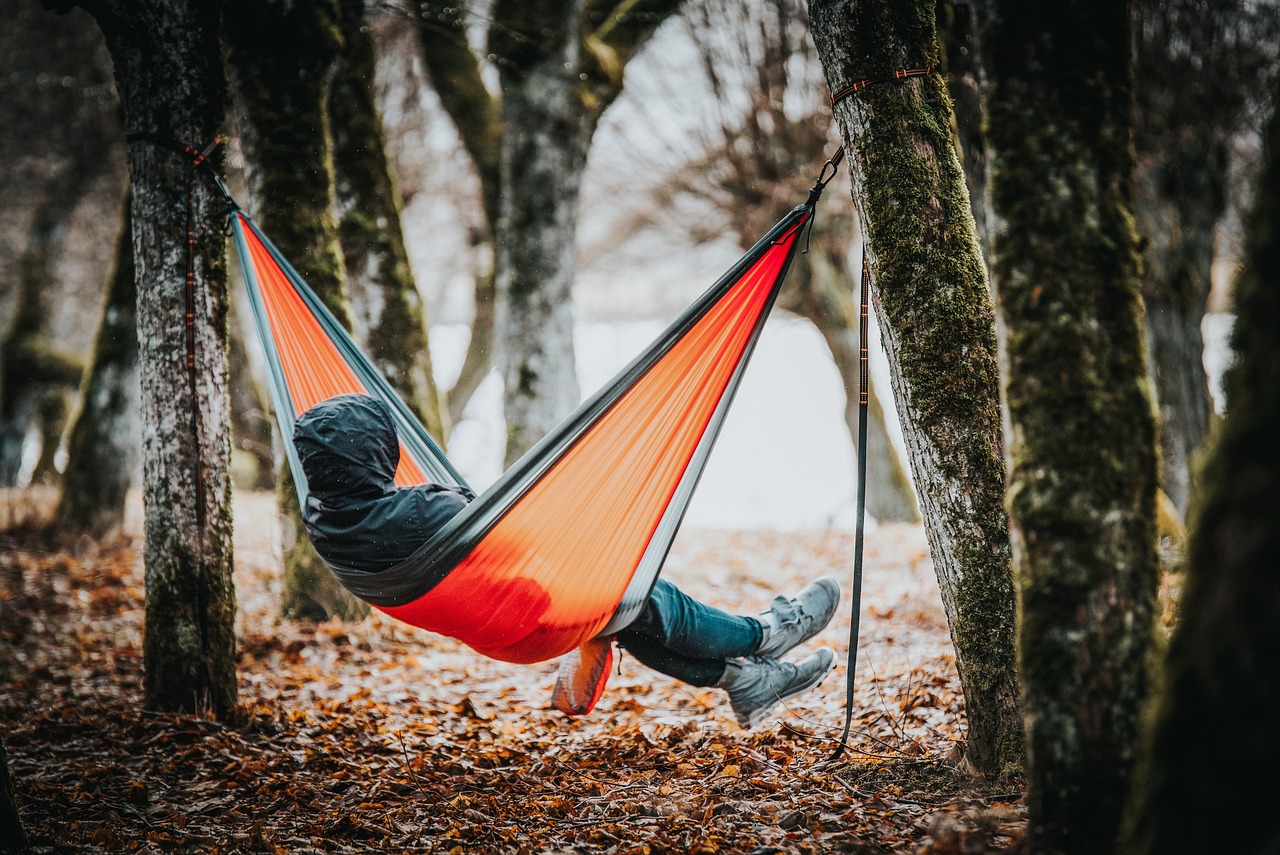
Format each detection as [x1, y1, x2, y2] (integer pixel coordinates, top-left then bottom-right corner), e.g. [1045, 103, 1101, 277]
[126, 131, 233, 686]
[819, 64, 932, 764]
[827, 251, 871, 764]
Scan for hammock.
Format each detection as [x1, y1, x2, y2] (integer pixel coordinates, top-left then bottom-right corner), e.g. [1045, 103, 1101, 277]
[233, 196, 815, 678]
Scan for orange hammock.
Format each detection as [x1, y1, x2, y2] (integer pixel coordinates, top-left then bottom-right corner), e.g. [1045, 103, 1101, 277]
[235, 199, 814, 678]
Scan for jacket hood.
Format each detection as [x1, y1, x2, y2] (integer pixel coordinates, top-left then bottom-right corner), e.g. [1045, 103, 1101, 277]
[293, 393, 399, 499]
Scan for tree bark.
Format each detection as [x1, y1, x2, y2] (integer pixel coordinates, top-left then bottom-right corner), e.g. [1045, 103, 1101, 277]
[1121, 67, 1280, 855]
[984, 2, 1160, 851]
[63, 0, 238, 714]
[415, 3, 502, 423]
[418, 0, 684, 464]
[55, 199, 141, 540]
[331, 1, 449, 444]
[807, 0, 1022, 780]
[225, 0, 369, 622]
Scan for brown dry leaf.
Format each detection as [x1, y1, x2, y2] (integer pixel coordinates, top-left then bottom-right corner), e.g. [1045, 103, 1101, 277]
[0, 489, 1026, 854]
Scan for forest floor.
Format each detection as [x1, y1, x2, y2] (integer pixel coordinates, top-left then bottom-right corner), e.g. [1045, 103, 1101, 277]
[1, 488, 1027, 854]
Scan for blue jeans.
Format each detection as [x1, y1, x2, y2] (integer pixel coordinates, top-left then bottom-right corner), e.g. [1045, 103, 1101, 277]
[615, 579, 763, 686]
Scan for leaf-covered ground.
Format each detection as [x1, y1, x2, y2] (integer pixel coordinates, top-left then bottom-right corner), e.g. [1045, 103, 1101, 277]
[1, 489, 1027, 853]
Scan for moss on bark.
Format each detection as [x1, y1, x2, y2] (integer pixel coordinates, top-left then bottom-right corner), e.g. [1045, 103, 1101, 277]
[807, 0, 1021, 780]
[984, 2, 1160, 851]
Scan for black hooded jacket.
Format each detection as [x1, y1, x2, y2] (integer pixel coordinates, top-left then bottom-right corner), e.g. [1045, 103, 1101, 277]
[292, 393, 472, 575]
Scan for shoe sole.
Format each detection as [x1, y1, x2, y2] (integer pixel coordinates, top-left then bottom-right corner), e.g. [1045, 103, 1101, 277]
[738, 648, 837, 729]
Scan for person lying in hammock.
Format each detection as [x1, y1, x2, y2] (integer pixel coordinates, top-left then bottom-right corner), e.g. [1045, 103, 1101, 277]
[292, 393, 839, 729]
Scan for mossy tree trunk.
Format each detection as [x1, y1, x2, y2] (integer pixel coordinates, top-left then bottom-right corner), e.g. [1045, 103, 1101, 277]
[984, 2, 1160, 851]
[807, 0, 1022, 780]
[55, 199, 141, 540]
[330, 1, 448, 444]
[936, 0, 989, 259]
[416, 0, 685, 464]
[1120, 67, 1280, 855]
[225, 0, 369, 623]
[64, 0, 238, 715]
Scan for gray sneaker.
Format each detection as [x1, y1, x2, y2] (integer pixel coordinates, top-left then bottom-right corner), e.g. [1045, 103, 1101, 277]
[754, 576, 841, 659]
[718, 647, 837, 729]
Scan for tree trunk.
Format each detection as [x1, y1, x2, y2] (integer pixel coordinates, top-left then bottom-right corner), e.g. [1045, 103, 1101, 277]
[984, 2, 1160, 851]
[227, 324, 275, 492]
[331, 1, 448, 444]
[0, 739, 26, 854]
[419, 0, 684, 464]
[936, 0, 990, 259]
[446, 265, 496, 426]
[70, 0, 238, 715]
[0, 170, 91, 487]
[492, 14, 587, 463]
[225, 0, 369, 622]
[1131, 0, 1250, 522]
[55, 199, 141, 540]
[1121, 69, 1280, 855]
[806, 0, 1022, 781]
[415, 3, 502, 422]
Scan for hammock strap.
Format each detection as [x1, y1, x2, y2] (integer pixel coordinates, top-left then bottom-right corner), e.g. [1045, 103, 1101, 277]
[125, 131, 233, 675]
[814, 65, 936, 183]
[830, 66, 936, 106]
[828, 249, 871, 764]
[818, 65, 932, 764]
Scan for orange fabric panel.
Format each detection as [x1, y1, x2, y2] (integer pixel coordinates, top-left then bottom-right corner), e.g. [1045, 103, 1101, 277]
[241, 215, 426, 486]
[382, 224, 802, 662]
